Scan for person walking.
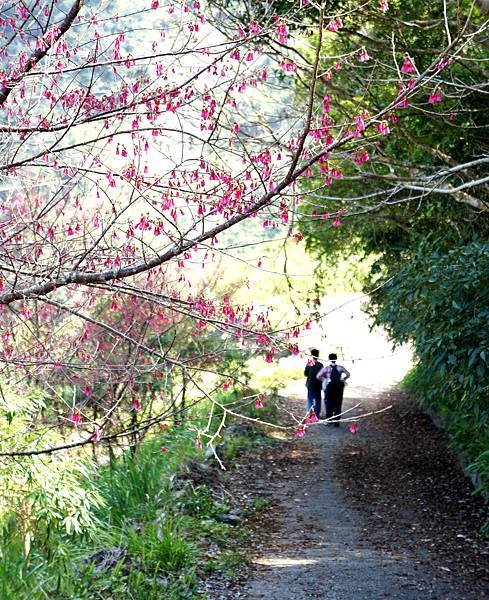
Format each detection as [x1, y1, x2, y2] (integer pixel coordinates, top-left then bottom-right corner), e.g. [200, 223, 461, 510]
[317, 353, 350, 426]
[304, 349, 323, 418]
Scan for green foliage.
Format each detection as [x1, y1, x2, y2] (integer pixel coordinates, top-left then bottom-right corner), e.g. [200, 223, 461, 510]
[127, 520, 196, 573]
[251, 496, 269, 511]
[0, 386, 105, 567]
[247, 357, 299, 392]
[180, 485, 221, 517]
[371, 241, 489, 497]
[0, 389, 261, 598]
[291, 0, 489, 293]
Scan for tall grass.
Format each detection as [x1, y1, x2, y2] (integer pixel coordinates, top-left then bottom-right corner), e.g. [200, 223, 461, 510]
[0, 392, 249, 598]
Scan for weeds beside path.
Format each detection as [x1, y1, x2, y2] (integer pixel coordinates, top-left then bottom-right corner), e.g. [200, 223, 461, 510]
[207, 389, 489, 599]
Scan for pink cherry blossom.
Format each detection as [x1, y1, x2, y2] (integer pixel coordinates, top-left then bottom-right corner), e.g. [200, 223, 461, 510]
[69, 410, 83, 427]
[195, 435, 202, 449]
[132, 399, 141, 411]
[249, 22, 261, 35]
[354, 148, 369, 165]
[401, 55, 416, 74]
[327, 18, 343, 32]
[275, 20, 288, 44]
[358, 48, 370, 62]
[379, 0, 389, 11]
[255, 398, 264, 409]
[355, 115, 365, 132]
[437, 57, 451, 71]
[295, 426, 306, 438]
[349, 422, 359, 434]
[376, 121, 390, 135]
[428, 90, 442, 104]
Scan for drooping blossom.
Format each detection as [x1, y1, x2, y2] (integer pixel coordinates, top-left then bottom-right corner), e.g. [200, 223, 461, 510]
[376, 121, 390, 135]
[295, 426, 306, 438]
[349, 422, 359, 434]
[358, 47, 370, 62]
[379, 0, 389, 11]
[327, 18, 343, 32]
[255, 397, 264, 409]
[69, 410, 83, 427]
[195, 434, 203, 449]
[437, 57, 451, 71]
[355, 114, 366, 132]
[428, 90, 442, 104]
[354, 148, 369, 165]
[275, 20, 288, 44]
[401, 55, 416, 74]
[280, 60, 297, 73]
[132, 399, 141, 411]
[249, 21, 261, 35]
[91, 428, 102, 443]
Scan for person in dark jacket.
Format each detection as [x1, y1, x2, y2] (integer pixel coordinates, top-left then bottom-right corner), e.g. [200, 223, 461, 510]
[317, 353, 351, 426]
[304, 349, 323, 418]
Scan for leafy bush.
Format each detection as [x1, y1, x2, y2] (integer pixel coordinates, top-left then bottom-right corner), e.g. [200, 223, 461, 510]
[0, 389, 259, 598]
[372, 241, 489, 498]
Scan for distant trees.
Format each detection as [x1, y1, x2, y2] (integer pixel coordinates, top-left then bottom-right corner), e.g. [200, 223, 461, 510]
[0, 0, 487, 453]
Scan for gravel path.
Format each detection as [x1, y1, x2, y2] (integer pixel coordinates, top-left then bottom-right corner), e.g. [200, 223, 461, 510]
[240, 396, 432, 599]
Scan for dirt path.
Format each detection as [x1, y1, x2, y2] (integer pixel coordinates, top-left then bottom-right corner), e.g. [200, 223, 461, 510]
[205, 295, 488, 599]
[211, 388, 488, 600]
[242, 403, 427, 599]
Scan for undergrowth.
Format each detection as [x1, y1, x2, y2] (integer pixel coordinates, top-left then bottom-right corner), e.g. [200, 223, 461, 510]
[0, 389, 276, 598]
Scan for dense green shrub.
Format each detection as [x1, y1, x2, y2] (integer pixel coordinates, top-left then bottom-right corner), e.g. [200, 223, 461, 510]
[371, 241, 489, 496]
[0, 388, 263, 598]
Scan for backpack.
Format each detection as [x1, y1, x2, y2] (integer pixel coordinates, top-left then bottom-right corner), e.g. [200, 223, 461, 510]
[330, 364, 341, 383]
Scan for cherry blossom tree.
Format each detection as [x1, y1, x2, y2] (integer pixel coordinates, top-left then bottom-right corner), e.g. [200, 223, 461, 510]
[0, 0, 487, 454]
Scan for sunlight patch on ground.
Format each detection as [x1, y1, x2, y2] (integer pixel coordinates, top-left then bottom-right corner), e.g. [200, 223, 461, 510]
[266, 430, 290, 440]
[253, 557, 319, 567]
